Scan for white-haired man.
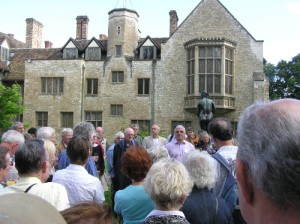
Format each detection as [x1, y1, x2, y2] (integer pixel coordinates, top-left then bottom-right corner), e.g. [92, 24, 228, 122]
[166, 125, 195, 162]
[236, 99, 300, 224]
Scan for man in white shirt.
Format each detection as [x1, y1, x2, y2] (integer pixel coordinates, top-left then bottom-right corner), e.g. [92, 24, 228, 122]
[166, 125, 195, 162]
[143, 124, 167, 149]
[53, 133, 105, 205]
[0, 139, 70, 211]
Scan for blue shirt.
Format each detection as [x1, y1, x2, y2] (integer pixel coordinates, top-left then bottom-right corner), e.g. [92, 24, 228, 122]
[114, 185, 156, 224]
[58, 149, 98, 178]
[106, 143, 115, 178]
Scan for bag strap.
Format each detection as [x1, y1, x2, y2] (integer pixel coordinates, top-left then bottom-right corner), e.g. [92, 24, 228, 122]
[213, 197, 219, 223]
[212, 153, 231, 173]
[24, 183, 37, 193]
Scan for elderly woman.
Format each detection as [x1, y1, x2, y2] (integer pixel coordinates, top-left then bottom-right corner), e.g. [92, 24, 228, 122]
[146, 145, 169, 163]
[144, 158, 193, 223]
[114, 146, 155, 224]
[181, 150, 231, 224]
[43, 139, 58, 182]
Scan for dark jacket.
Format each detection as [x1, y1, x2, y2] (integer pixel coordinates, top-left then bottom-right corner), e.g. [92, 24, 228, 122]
[112, 139, 137, 194]
[181, 187, 231, 224]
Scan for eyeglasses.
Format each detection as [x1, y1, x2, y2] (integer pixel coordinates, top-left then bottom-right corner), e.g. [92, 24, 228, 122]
[176, 131, 184, 134]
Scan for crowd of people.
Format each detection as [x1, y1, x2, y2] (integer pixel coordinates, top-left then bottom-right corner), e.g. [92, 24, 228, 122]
[0, 98, 299, 224]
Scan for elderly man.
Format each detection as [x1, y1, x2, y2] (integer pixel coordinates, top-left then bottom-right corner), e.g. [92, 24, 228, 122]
[10, 121, 24, 134]
[130, 124, 143, 146]
[56, 128, 73, 155]
[0, 130, 25, 183]
[143, 124, 167, 149]
[112, 127, 138, 212]
[96, 126, 109, 153]
[0, 139, 70, 211]
[166, 125, 195, 162]
[36, 127, 57, 143]
[236, 99, 300, 224]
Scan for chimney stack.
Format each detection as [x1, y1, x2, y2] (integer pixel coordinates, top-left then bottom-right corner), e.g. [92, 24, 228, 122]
[99, 34, 108, 40]
[26, 18, 43, 48]
[76, 16, 89, 40]
[169, 10, 178, 37]
[7, 33, 14, 39]
[45, 41, 53, 48]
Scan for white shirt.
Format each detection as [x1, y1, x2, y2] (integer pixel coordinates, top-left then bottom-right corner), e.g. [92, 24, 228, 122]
[0, 176, 70, 211]
[53, 164, 105, 205]
[217, 145, 238, 165]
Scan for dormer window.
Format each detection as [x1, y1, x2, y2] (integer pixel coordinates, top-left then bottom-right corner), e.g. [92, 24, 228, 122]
[0, 46, 9, 61]
[85, 47, 101, 60]
[140, 46, 157, 60]
[63, 48, 78, 59]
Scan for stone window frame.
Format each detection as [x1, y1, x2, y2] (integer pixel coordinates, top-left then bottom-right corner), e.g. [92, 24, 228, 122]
[137, 78, 150, 96]
[112, 71, 124, 84]
[61, 112, 73, 128]
[41, 77, 64, 95]
[85, 111, 102, 128]
[86, 78, 98, 96]
[116, 45, 122, 57]
[36, 112, 48, 127]
[185, 38, 236, 96]
[110, 104, 123, 117]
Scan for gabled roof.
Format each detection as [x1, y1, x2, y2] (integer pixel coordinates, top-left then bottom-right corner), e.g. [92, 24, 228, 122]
[84, 37, 106, 51]
[61, 37, 106, 53]
[0, 32, 26, 48]
[171, 0, 260, 41]
[137, 36, 169, 50]
[4, 48, 61, 81]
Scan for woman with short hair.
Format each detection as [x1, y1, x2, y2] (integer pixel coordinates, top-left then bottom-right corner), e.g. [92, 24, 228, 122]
[144, 158, 193, 223]
[181, 150, 231, 224]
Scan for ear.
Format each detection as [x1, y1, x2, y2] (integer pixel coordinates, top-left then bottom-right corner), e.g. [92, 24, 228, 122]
[236, 160, 254, 205]
[41, 161, 48, 174]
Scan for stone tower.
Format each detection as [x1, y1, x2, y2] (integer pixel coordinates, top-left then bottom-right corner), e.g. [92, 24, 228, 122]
[107, 8, 139, 57]
[76, 16, 89, 40]
[26, 18, 43, 48]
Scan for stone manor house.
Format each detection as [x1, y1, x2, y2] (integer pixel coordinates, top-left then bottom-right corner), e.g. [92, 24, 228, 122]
[0, 0, 269, 141]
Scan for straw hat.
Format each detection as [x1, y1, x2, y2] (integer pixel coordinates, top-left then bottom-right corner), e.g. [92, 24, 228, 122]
[0, 193, 66, 224]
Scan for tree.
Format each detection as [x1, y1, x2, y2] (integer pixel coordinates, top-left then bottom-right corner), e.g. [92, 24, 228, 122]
[264, 53, 300, 100]
[264, 62, 277, 100]
[0, 83, 24, 131]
